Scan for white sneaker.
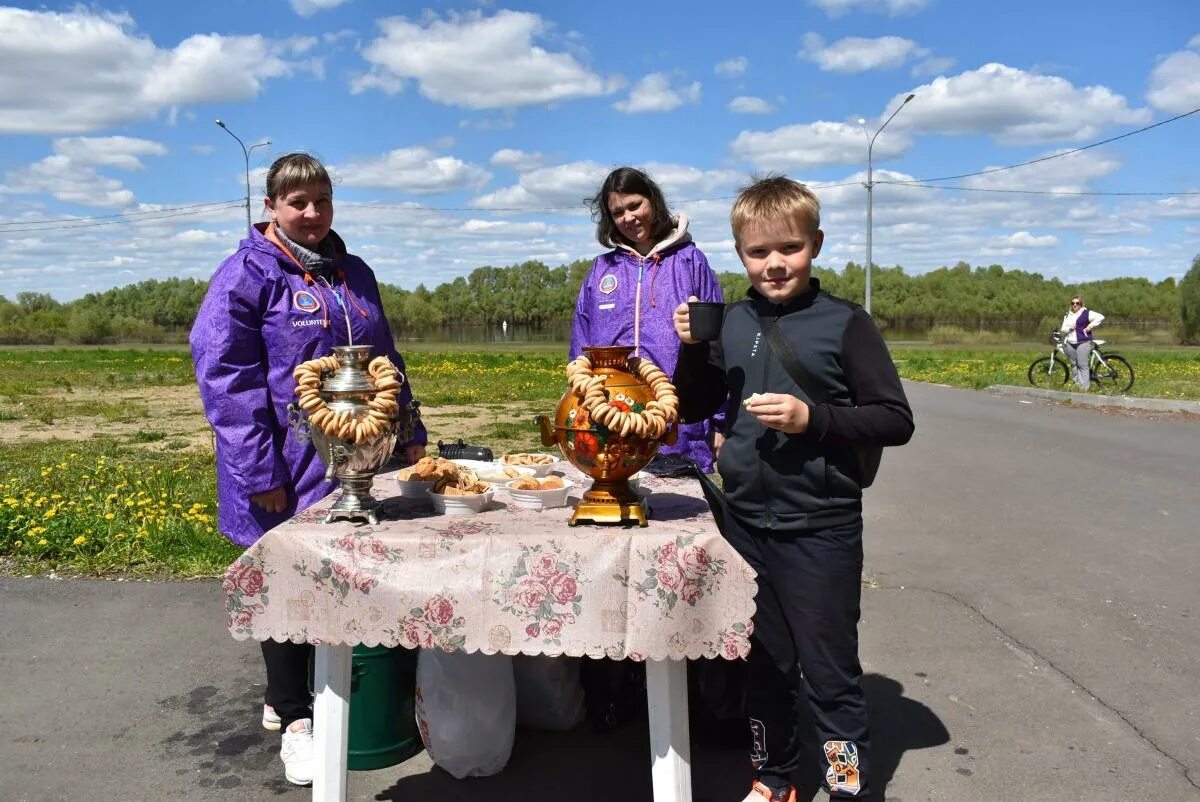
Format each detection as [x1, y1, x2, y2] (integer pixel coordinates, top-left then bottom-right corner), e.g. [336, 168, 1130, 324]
[262, 704, 281, 731]
[280, 718, 314, 786]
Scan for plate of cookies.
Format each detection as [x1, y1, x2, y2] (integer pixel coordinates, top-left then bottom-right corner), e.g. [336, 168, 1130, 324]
[395, 456, 459, 498]
[505, 475, 574, 510]
[498, 452, 560, 477]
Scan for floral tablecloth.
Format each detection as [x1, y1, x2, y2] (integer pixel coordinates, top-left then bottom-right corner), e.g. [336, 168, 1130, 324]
[224, 470, 756, 661]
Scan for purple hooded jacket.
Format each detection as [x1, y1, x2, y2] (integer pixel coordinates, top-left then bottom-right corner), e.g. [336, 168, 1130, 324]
[570, 214, 724, 472]
[191, 223, 426, 546]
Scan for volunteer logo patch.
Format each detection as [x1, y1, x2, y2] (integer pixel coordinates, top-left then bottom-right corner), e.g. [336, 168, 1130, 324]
[293, 290, 321, 313]
[598, 273, 618, 294]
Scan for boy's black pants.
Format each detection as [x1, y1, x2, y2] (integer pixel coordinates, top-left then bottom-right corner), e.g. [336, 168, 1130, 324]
[261, 640, 313, 730]
[722, 513, 871, 800]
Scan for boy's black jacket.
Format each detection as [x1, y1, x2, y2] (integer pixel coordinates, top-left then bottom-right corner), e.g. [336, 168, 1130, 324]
[674, 279, 914, 532]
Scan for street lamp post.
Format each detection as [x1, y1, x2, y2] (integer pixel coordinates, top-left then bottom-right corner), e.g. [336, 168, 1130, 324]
[858, 93, 914, 316]
[215, 120, 271, 234]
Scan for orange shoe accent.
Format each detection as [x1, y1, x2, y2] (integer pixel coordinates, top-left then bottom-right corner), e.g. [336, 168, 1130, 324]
[744, 780, 797, 802]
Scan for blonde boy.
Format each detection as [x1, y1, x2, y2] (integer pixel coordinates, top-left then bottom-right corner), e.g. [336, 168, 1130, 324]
[673, 176, 914, 802]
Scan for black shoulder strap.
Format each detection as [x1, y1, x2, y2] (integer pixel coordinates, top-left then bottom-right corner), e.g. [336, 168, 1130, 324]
[759, 315, 827, 405]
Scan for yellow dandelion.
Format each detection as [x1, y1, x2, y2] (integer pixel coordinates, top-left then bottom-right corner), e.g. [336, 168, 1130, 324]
[73, 535, 87, 546]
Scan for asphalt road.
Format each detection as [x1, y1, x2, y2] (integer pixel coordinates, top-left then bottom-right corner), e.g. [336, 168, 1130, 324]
[868, 381, 1200, 792]
[2, 381, 1198, 801]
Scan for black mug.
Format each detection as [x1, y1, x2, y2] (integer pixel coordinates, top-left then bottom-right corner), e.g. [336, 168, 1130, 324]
[688, 301, 725, 341]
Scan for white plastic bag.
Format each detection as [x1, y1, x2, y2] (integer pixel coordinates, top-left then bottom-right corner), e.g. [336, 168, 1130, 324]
[414, 650, 516, 778]
[513, 655, 586, 731]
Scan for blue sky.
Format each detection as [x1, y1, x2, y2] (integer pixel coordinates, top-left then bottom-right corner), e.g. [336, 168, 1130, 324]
[1, 0, 1198, 300]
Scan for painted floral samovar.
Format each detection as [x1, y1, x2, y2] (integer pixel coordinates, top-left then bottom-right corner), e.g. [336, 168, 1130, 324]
[288, 344, 420, 524]
[536, 345, 678, 526]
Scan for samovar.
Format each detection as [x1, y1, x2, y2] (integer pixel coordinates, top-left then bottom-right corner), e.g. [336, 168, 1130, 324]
[536, 345, 677, 527]
[288, 344, 420, 524]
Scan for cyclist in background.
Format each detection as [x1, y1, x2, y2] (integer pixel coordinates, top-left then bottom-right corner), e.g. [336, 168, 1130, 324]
[1060, 296, 1105, 390]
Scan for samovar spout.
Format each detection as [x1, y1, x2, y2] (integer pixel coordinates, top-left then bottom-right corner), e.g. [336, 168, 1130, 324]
[534, 414, 556, 447]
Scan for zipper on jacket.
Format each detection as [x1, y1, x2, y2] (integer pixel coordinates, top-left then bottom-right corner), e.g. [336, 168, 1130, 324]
[758, 316, 774, 528]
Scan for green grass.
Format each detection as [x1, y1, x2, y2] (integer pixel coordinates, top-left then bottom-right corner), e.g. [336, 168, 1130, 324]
[891, 344, 1200, 399]
[0, 439, 239, 577]
[2, 342, 1197, 579]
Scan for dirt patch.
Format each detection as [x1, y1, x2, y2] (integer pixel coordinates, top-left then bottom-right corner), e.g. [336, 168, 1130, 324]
[0, 392, 554, 455]
[1, 385, 214, 452]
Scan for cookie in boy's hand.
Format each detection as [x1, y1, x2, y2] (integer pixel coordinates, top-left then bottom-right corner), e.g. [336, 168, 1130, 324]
[743, 392, 766, 409]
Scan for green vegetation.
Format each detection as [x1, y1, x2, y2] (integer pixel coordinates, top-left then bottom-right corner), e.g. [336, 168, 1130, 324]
[1179, 254, 1200, 345]
[2, 255, 1195, 344]
[2, 344, 1197, 579]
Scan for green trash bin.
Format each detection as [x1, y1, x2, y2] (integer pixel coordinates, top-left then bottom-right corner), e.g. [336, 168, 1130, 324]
[347, 645, 424, 771]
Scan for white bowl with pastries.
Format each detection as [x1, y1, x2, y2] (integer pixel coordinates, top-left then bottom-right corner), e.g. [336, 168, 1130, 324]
[504, 475, 574, 510]
[498, 452, 560, 478]
[394, 456, 461, 499]
[456, 460, 537, 483]
[429, 483, 494, 515]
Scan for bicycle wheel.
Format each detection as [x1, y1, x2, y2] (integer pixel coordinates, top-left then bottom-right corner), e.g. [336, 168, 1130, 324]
[1027, 356, 1070, 388]
[1091, 354, 1134, 394]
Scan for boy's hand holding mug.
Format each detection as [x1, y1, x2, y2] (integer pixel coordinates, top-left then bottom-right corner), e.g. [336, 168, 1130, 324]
[674, 295, 700, 344]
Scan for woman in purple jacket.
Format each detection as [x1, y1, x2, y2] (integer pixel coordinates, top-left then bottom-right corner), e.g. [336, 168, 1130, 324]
[191, 152, 427, 786]
[573, 166, 725, 472]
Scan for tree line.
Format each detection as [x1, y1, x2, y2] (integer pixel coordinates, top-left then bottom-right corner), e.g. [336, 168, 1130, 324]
[2, 256, 1197, 345]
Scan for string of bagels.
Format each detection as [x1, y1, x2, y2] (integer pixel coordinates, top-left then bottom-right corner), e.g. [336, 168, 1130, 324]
[565, 354, 679, 439]
[293, 355, 403, 444]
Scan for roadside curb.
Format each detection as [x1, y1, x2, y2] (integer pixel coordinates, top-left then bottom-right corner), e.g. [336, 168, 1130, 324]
[987, 384, 1200, 414]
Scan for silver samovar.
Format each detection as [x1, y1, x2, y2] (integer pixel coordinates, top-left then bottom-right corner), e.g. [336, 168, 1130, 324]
[288, 344, 420, 524]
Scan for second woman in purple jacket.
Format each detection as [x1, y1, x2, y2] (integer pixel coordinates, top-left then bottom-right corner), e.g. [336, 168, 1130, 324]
[571, 167, 724, 472]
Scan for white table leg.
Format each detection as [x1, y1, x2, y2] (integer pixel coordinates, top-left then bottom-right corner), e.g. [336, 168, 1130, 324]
[646, 658, 692, 802]
[312, 643, 352, 802]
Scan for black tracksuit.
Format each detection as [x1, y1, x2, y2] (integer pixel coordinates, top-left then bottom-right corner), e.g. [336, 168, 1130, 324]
[675, 279, 914, 799]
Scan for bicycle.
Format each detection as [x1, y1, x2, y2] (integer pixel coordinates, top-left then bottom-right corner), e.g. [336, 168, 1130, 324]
[1027, 330, 1135, 394]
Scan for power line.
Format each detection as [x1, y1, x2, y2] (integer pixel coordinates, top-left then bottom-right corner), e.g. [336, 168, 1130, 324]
[337, 181, 866, 214]
[0, 199, 245, 230]
[887, 106, 1200, 185]
[875, 181, 1200, 197]
[0, 203, 244, 234]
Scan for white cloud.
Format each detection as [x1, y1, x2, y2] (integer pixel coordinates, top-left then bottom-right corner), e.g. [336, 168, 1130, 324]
[290, 0, 350, 17]
[0, 137, 169, 208]
[0, 8, 318, 134]
[715, 57, 748, 77]
[0, 157, 134, 208]
[614, 73, 702, 114]
[471, 161, 611, 210]
[354, 10, 622, 109]
[191, 145, 215, 155]
[728, 96, 774, 114]
[990, 231, 1059, 248]
[808, 0, 934, 16]
[895, 63, 1150, 143]
[459, 219, 549, 237]
[964, 148, 1122, 193]
[174, 229, 223, 244]
[335, 147, 492, 194]
[53, 137, 167, 170]
[637, 163, 744, 199]
[1146, 46, 1200, 113]
[490, 149, 546, 171]
[1085, 245, 1155, 258]
[799, 33, 927, 73]
[730, 120, 910, 170]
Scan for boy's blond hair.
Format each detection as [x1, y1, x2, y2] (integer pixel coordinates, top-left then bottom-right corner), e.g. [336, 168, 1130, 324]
[730, 175, 821, 245]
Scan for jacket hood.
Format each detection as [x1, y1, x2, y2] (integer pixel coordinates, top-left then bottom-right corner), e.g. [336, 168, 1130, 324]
[248, 222, 350, 274]
[616, 212, 693, 259]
